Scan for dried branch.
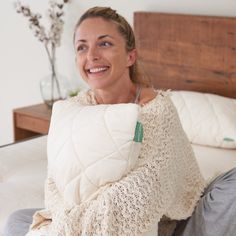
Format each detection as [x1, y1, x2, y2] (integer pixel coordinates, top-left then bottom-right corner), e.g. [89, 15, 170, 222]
[14, 0, 71, 104]
[14, 0, 70, 48]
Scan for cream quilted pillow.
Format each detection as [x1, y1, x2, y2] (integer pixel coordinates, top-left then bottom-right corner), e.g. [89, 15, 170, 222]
[170, 91, 236, 149]
[47, 100, 142, 205]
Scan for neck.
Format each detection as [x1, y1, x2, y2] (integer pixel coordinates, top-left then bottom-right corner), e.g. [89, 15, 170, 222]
[93, 80, 137, 104]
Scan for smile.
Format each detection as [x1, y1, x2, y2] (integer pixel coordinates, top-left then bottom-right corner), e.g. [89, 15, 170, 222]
[87, 66, 109, 74]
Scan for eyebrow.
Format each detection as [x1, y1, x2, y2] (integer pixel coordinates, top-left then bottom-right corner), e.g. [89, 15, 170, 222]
[76, 34, 114, 44]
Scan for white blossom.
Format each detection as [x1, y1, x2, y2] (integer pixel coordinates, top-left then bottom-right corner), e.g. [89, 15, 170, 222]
[14, 0, 70, 48]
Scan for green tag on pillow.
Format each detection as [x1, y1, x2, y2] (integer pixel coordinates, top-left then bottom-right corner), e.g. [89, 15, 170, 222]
[134, 121, 143, 143]
[223, 137, 234, 142]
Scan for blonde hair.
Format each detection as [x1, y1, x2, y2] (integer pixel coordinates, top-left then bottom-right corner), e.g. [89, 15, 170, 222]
[74, 7, 150, 86]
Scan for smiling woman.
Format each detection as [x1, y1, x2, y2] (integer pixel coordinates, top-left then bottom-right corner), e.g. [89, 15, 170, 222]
[75, 17, 136, 93]
[73, 9, 150, 104]
[4, 7, 205, 236]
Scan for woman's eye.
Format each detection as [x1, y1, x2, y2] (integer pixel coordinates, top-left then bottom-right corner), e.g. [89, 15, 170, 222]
[76, 45, 87, 52]
[100, 41, 112, 47]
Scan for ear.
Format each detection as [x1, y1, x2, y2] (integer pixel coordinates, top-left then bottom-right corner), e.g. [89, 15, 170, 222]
[127, 49, 137, 67]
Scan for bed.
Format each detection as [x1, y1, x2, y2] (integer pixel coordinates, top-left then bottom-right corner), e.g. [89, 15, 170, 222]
[134, 11, 236, 181]
[0, 136, 47, 236]
[0, 11, 236, 236]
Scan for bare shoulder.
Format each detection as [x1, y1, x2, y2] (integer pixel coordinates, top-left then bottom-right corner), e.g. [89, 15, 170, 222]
[139, 87, 158, 105]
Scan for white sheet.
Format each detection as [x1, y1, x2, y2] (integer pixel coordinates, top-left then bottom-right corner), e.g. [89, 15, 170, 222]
[0, 135, 235, 235]
[192, 144, 236, 182]
[0, 136, 47, 236]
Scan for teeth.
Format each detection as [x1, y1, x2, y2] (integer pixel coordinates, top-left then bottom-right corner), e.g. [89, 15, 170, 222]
[89, 67, 108, 73]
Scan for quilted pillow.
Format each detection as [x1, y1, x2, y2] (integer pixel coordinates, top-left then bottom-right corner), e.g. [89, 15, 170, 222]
[47, 100, 142, 205]
[170, 91, 236, 149]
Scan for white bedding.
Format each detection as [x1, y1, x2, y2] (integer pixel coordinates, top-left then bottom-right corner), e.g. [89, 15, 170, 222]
[0, 136, 47, 236]
[0, 135, 236, 235]
[192, 144, 236, 182]
[170, 91, 236, 149]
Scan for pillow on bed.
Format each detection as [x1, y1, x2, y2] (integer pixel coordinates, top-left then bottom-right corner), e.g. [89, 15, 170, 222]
[170, 91, 236, 149]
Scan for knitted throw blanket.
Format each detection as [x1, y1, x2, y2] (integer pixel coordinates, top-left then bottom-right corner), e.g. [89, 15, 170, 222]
[29, 90, 205, 236]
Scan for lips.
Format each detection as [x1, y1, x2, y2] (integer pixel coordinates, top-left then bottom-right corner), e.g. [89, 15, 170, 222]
[87, 66, 109, 74]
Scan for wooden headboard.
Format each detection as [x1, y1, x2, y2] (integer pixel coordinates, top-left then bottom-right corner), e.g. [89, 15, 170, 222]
[134, 12, 236, 98]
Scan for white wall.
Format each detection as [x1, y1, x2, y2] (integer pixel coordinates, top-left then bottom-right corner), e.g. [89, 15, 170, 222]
[1, 0, 236, 146]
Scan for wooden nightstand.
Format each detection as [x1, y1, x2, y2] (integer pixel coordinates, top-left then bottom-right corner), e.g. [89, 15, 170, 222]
[13, 103, 52, 141]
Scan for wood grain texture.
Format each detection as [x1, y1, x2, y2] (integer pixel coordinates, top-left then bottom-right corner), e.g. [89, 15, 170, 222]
[134, 12, 236, 98]
[13, 103, 52, 141]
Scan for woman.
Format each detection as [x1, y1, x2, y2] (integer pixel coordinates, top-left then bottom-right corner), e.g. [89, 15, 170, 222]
[5, 7, 205, 236]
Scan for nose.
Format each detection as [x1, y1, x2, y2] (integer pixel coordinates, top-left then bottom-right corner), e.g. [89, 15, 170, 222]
[87, 46, 100, 61]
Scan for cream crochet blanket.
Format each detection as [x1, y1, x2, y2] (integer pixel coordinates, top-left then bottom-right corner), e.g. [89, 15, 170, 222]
[29, 90, 205, 236]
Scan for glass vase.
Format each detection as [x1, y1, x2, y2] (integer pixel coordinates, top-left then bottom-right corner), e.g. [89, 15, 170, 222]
[40, 70, 69, 107]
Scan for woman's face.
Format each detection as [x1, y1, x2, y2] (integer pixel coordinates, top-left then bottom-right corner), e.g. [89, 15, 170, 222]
[74, 17, 136, 90]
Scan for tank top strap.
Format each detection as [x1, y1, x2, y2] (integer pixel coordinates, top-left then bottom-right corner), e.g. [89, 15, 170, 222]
[133, 85, 142, 104]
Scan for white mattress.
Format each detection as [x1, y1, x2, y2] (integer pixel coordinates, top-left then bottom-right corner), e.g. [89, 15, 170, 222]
[0, 135, 235, 235]
[192, 144, 236, 182]
[0, 136, 47, 236]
